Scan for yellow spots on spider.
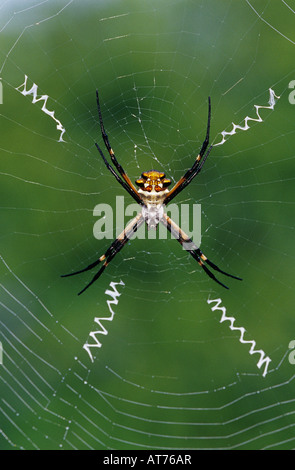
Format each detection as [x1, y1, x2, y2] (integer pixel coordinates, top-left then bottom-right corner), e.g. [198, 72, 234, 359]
[135, 170, 171, 193]
[198, 254, 208, 267]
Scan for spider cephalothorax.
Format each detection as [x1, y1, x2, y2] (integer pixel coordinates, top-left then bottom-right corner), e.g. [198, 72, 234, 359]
[136, 171, 171, 193]
[62, 91, 242, 295]
[134, 170, 171, 230]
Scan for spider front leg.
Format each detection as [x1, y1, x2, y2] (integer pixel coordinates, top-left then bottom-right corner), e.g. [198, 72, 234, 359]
[95, 143, 143, 205]
[96, 90, 141, 200]
[62, 213, 144, 295]
[164, 97, 213, 205]
[161, 213, 242, 289]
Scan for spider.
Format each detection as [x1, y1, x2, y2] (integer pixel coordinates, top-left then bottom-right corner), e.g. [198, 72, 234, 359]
[62, 91, 242, 295]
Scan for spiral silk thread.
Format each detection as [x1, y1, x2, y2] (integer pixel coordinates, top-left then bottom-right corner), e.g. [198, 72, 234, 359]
[15, 74, 66, 142]
[207, 297, 271, 377]
[83, 280, 125, 362]
[214, 88, 280, 147]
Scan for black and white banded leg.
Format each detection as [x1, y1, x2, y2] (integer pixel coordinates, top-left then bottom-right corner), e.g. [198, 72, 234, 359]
[62, 213, 144, 295]
[161, 213, 242, 289]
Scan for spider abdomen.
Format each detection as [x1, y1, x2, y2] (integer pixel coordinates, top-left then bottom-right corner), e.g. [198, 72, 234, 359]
[142, 203, 164, 230]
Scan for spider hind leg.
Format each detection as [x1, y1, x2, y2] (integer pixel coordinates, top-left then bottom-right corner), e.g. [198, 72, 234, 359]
[61, 255, 105, 279]
[77, 258, 110, 296]
[189, 246, 242, 288]
[161, 212, 242, 289]
[199, 253, 242, 281]
[189, 250, 229, 290]
[61, 213, 143, 295]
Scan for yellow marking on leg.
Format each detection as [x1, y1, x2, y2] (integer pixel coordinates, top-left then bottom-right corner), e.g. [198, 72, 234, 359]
[196, 154, 201, 162]
[99, 254, 106, 261]
[201, 254, 207, 261]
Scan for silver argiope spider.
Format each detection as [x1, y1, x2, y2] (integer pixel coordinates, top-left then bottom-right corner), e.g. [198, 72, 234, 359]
[62, 91, 242, 295]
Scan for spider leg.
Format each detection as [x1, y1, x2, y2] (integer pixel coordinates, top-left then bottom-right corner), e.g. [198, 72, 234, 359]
[95, 143, 143, 205]
[96, 90, 141, 200]
[199, 95, 211, 158]
[161, 213, 242, 289]
[164, 97, 213, 205]
[61, 213, 144, 295]
[164, 145, 213, 205]
[61, 232, 125, 279]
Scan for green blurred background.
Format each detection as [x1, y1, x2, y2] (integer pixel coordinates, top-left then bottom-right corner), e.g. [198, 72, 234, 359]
[1, 0, 295, 450]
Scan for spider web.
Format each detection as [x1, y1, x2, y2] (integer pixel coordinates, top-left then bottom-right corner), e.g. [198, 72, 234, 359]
[1, 0, 295, 450]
